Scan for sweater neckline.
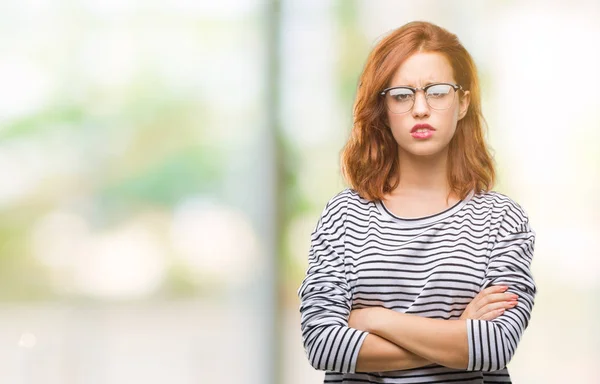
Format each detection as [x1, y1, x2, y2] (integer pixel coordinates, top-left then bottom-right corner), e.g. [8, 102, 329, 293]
[375, 190, 475, 227]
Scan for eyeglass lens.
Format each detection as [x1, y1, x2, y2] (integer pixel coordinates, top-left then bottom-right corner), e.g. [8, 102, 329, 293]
[386, 84, 456, 114]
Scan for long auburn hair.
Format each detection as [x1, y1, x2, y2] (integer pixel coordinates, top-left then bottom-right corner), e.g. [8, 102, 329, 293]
[341, 21, 495, 201]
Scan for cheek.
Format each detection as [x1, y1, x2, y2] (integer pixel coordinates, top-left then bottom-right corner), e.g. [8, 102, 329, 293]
[387, 111, 409, 129]
[452, 104, 461, 122]
[387, 114, 408, 140]
[385, 110, 395, 126]
[439, 107, 461, 131]
[448, 110, 460, 129]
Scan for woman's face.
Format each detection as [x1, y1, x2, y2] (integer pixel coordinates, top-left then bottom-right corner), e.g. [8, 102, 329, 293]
[385, 51, 470, 158]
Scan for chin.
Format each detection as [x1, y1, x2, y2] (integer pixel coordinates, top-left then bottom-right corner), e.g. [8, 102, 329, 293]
[400, 142, 448, 157]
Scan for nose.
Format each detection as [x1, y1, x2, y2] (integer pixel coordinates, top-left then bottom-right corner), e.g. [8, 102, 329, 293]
[411, 91, 430, 118]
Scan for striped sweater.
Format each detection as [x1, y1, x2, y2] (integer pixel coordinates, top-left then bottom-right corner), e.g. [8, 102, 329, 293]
[298, 188, 536, 383]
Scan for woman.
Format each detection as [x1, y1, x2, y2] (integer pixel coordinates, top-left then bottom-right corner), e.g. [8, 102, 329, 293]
[298, 21, 536, 383]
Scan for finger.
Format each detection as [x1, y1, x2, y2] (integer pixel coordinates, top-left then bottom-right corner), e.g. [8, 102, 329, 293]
[481, 285, 509, 295]
[476, 291, 518, 309]
[481, 292, 519, 305]
[475, 300, 518, 317]
[479, 308, 505, 321]
[472, 285, 509, 306]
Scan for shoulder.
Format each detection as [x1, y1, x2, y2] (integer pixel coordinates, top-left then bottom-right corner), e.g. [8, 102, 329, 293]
[471, 190, 532, 233]
[316, 188, 372, 231]
[320, 188, 374, 215]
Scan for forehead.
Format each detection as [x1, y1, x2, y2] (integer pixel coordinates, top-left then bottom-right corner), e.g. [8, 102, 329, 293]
[389, 51, 455, 86]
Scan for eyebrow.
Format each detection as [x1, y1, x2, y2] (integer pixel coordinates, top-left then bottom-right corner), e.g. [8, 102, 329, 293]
[393, 81, 445, 88]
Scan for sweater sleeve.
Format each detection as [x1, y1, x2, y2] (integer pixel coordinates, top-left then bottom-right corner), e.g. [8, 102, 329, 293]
[297, 194, 369, 373]
[466, 215, 537, 372]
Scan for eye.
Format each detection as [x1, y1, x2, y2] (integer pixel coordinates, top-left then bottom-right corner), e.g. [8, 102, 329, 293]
[388, 88, 414, 102]
[426, 84, 452, 98]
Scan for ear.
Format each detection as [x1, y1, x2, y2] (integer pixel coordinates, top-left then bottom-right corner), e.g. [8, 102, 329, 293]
[458, 90, 470, 120]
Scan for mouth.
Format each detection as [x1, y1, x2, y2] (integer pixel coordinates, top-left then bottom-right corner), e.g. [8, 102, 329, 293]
[411, 124, 436, 133]
[410, 124, 435, 139]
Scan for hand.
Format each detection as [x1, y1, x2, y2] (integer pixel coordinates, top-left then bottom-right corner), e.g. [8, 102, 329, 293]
[348, 307, 384, 332]
[460, 285, 518, 321]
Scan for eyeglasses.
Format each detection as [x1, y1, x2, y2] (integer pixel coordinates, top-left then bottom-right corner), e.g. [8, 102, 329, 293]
[379, 83, 463, 114]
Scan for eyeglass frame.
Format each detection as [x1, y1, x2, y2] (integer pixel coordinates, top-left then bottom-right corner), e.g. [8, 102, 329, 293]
[379, 82, 464, 114]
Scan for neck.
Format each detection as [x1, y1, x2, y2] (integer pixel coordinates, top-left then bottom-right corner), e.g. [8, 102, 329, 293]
[392, 147, 451, 196]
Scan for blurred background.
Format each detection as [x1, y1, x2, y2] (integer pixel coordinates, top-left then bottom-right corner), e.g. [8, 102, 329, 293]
[0, 0, 598, 383]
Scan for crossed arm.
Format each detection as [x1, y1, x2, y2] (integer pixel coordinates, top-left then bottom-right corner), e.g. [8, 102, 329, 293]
[349, 282, 519, 372]
[352, 310, 468, 372]
[299, 217, 536, 374]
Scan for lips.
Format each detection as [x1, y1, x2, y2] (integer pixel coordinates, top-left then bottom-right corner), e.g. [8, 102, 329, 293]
[411, 124, 436, 133]
[410, 124, 435, 139]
